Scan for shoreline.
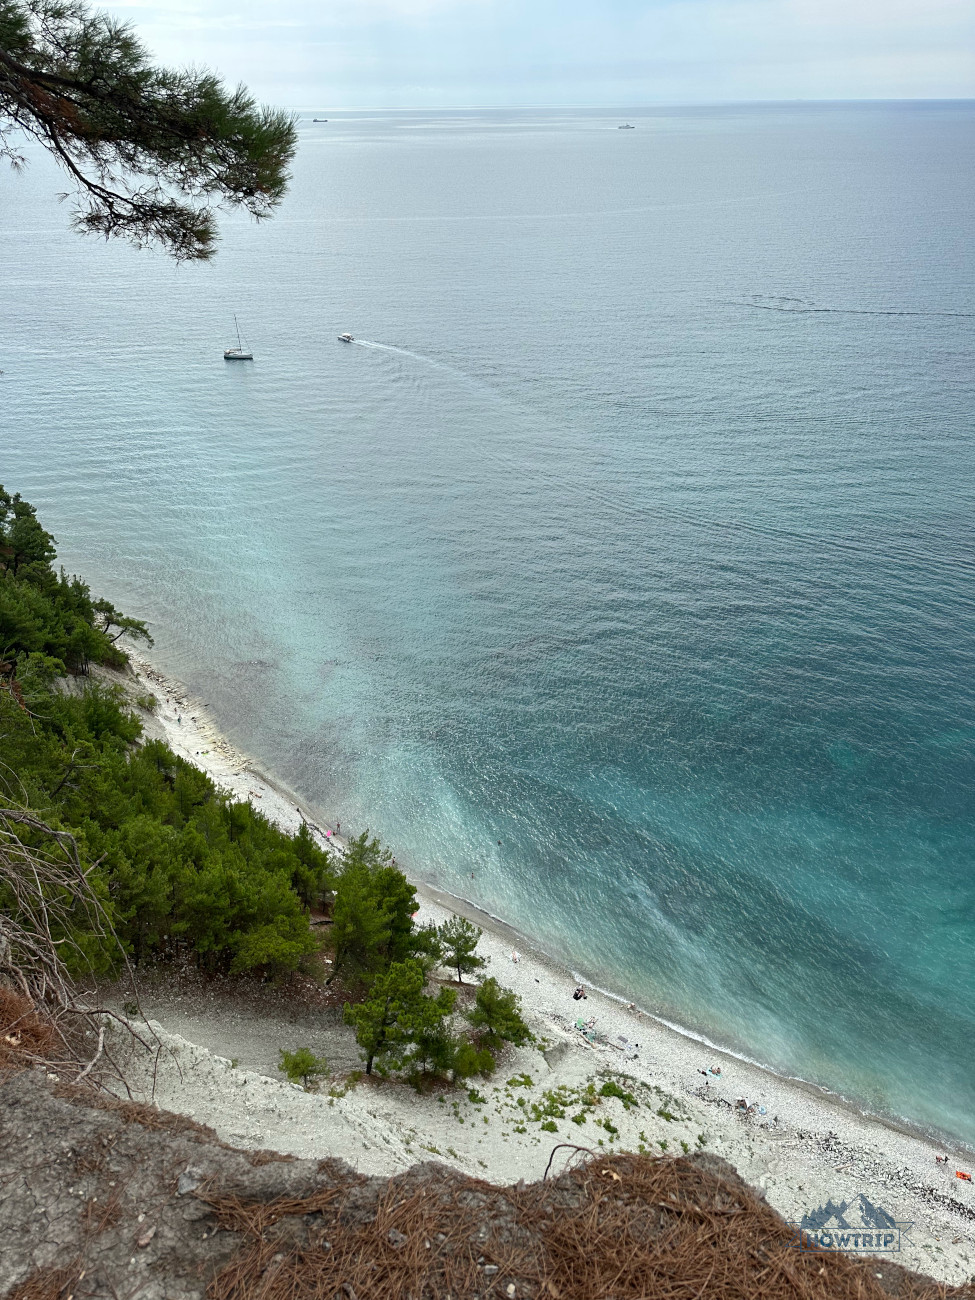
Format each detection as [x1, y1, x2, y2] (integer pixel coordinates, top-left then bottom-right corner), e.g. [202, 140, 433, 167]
[125, 651, 971, 1156]
[115, 652, 975, 1284]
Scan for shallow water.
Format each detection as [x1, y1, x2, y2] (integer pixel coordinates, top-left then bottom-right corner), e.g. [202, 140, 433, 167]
[3, 103, 974, 1144]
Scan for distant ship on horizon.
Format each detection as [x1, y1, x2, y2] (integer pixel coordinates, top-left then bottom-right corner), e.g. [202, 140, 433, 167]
[618, 123, 635, 129]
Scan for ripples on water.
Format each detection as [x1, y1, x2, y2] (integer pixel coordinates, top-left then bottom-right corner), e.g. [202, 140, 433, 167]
[3, 103, 974, 1144]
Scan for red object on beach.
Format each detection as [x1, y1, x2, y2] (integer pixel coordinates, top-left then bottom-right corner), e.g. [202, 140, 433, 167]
[957, 1171, 972, 1181]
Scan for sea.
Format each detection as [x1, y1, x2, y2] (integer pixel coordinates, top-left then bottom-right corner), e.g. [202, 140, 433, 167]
[2, 102, 974, 1147]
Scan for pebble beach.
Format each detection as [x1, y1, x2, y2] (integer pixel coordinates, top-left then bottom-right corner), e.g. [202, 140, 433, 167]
[114, 655, 975, 1286]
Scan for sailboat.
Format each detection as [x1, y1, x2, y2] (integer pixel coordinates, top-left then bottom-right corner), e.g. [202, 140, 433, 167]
[224, 316, 254, 361]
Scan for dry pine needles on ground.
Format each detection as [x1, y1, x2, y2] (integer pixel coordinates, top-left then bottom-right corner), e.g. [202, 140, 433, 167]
[204, 1151, 972, 1300]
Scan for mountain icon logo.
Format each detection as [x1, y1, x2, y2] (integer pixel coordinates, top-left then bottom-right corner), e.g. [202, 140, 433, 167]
[788, 1193, 911, 1253]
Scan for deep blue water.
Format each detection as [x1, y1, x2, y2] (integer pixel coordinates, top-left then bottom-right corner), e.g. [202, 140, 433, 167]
[2, 103, 974, 1144]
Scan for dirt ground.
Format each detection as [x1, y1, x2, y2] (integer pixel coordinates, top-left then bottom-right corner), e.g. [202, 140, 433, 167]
[94, 962, 367, 1082]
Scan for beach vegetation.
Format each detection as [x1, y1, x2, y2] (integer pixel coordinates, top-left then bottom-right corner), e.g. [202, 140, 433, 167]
[343, 958, 459, 1078]
[507, 1072, 534, 1088]
[451, 1040, 496, 1081]
[330, 835, 421, 981]
[540, 1120, 558, 1133]
[410, 920, 445, 973]
[278, 1047, 328, 1089]
[599, 1079, 639, 1109]
[467, 976, 533, 1050]
[436, 915, 485, 983]
[0, 0, 297, 260]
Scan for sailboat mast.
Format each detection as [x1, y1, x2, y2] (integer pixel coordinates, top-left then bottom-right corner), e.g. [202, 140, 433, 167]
[234, 314, 243, 350]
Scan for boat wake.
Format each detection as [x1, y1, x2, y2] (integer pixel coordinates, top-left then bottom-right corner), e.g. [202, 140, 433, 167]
[727, 296, 975, 318]
[348, 339, 511, 403]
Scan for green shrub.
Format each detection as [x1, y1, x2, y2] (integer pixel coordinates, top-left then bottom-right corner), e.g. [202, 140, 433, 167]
[278, 1047, 328, 1089]
[599, 1079, 638, 1109]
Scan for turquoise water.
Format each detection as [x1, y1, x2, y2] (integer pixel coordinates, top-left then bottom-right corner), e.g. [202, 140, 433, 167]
[3, 103, 974, 1144]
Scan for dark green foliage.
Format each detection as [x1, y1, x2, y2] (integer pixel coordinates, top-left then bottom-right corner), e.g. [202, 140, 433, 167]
[451, 1040, 496, 1081]
[0, 0, 297, 259]
[0, 487, 334, 978]
[410, 921, 444, 972]
[343, 956, 434, 1076]
[344, 959, 456, 1077]
[278, 1047, 328, 1089]
[468, 977, 533, 1050]
[331, 833, 418, 981]
[436, 915, 485, 984]
[0, 487, 151, 673]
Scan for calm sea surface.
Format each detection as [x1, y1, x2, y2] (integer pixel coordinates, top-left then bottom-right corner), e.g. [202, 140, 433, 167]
[3, 103, 974, 1144]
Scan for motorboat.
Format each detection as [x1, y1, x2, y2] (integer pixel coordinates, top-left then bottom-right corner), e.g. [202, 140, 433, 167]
[224, 315, 253, 360]
[338, 332, 354, 343]
[618, 123, 635, 129]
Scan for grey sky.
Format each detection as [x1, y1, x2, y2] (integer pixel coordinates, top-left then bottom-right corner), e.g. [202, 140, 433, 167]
[114, 0, 975, 107]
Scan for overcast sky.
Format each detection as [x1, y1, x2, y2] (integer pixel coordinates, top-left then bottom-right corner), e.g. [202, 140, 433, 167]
[113, 0, 975, 108]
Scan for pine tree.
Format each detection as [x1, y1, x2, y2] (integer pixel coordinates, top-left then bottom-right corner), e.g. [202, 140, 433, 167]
[344, 960, 457, 1078]
[437, 915, 485, 984]
[344, 960, 425, 1076]
[330, 837, 418, 980]
[0, 0, 297, 259]
[278, 1047, 328, 1089]
[467, 977, 532, 1051]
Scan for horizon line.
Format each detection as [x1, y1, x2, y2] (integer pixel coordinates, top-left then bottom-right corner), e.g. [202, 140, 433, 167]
[285, 96, 975, 113]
